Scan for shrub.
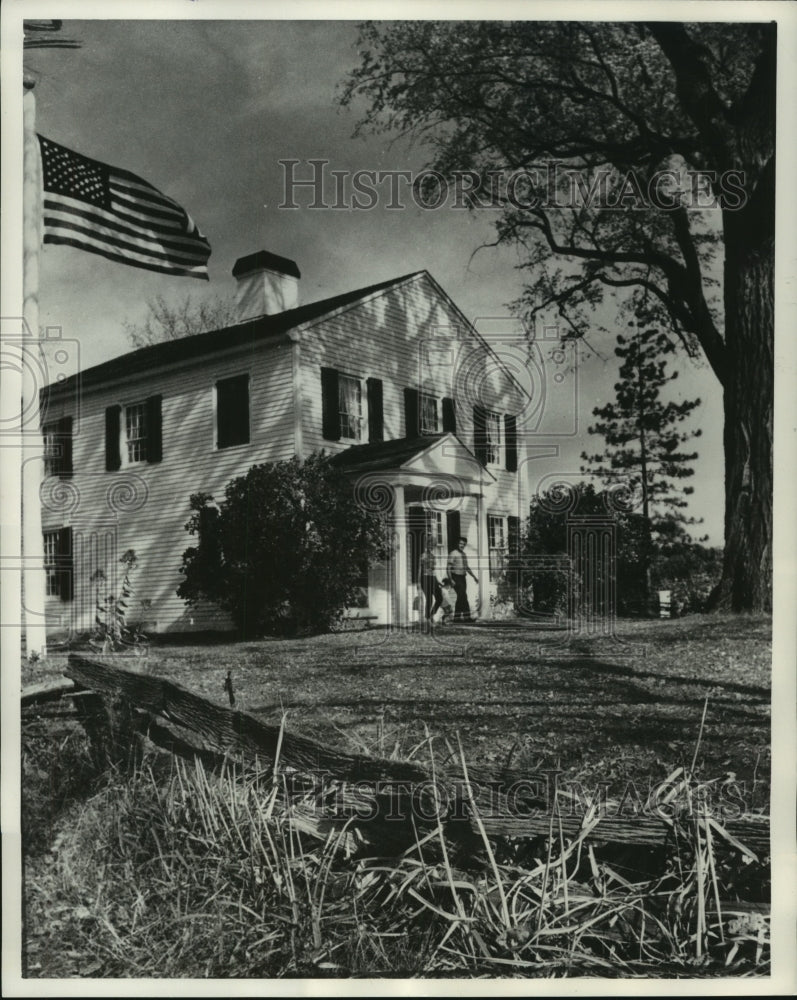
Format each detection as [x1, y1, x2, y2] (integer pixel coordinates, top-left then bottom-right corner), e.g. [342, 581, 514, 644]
[177, 453, 389, 637]
[521, 484, 721, 617]
[652, 542, 724, 615]
[522, 484, 647, 616]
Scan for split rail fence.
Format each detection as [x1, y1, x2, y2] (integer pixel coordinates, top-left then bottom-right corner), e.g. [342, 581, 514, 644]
[21, 653, 770, 869]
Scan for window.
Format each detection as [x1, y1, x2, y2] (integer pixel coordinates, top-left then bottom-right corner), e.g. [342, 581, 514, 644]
[430, 510, 444, 549]
[473, 405, 503, 467]
[216, 374, 250, 448]
[485, 411, 502, 466]
[43, 527, 72, 600]
[125, 403, 148, 463]
[488, 514, 507, 582]
[42, 422, 61, 477]
[429, 510, 446, 568]
[105, 398, 161, 470]
[42, 417, 73, 478]
[322, 369, 382, 444]
[420, 393, 439, 435]
[43, 530, 61, 597]
[338, 373, 363, 441]
[405, 388, 455, 437]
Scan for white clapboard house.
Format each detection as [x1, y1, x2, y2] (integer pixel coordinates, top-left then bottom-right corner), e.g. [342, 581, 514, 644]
[39, 251, 530, 634]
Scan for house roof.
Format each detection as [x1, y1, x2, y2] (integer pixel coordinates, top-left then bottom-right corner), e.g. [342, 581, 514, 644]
[330, 435, 449, 474]
[329, 433, 494, 485]
[43, 270, 424, 399]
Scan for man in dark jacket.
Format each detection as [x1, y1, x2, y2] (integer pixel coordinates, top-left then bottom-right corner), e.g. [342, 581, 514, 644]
[447, 536, 478, 622]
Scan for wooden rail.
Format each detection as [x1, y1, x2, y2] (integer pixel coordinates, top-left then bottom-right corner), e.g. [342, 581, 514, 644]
[47, 653, 770, 860]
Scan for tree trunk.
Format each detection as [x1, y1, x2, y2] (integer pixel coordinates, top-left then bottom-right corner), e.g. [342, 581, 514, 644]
[712, 198, 774, 612]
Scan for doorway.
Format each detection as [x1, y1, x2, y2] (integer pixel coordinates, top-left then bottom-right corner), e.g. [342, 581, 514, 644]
[407, 505, 446, 619]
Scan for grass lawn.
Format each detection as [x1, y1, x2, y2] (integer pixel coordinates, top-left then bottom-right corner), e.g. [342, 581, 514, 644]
[27, 612, 772, 808]
[19, 612, 773, 979]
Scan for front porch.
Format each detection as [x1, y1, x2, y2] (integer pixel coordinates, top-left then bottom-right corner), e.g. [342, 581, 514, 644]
[332, 433, 503, 626]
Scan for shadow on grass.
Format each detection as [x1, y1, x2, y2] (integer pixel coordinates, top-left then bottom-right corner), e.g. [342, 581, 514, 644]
[532, 656, 771, 700]
[320, 652, 769, 702]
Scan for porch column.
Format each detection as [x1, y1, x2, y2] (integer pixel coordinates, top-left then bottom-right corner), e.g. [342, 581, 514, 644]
[476, 489, 489, 620]
[394, 483, 407, 626]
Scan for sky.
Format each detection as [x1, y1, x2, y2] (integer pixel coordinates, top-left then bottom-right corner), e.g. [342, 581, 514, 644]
[17, 13, 725, 542]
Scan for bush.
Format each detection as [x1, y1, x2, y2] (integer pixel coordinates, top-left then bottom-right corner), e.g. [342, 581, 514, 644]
[652, 542, 724, 615]
[177, 453, 389, 637]
[521, 484, 721, 617]
[522, 484, 649, 616]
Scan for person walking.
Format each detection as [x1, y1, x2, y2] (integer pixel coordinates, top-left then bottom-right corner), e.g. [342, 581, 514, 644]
[447, 536, 478, 622]
[419, 534, 443, 626]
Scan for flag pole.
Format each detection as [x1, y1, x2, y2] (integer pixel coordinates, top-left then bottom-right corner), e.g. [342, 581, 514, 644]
[22, 72, 48, 660]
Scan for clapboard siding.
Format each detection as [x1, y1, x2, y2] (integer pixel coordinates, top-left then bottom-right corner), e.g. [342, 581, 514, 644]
[299, 273, 525, 460]
[41, 341, 295, 632]
[298, 274, 527, 553]
[40, 272, 529, 634]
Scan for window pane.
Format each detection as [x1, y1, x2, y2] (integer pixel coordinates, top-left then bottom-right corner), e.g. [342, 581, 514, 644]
[486, 411, 501, 465]
[42, 423, 59, 477]
[43, 530, 60, 597]
[126, 403, 148, 463]
[488, 515, 506, 581]
[339, 374, 362, 441]
[420, 394, 438, 434]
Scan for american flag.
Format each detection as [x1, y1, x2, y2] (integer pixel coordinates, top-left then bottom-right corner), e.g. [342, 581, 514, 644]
[38, 134, 211, 279]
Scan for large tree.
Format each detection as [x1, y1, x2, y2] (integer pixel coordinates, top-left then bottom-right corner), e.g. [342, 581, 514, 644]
[342, 20, 775, 611]
[581, 322, 704, 605]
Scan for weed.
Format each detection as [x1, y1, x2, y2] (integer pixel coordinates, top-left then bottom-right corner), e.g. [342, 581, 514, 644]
[90, 550, 149, 654]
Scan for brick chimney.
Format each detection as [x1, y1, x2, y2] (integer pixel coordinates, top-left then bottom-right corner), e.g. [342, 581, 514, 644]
[232, 250, 301, 321]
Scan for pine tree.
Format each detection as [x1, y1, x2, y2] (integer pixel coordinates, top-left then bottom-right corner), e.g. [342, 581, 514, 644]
[344, 22, 774, 611]
[581, 324, 703, 607]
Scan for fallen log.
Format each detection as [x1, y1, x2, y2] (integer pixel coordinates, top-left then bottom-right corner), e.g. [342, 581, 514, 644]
[477, 813, 769, 857]
[21, 678, 76, 707]
[66, 654, 429, 785]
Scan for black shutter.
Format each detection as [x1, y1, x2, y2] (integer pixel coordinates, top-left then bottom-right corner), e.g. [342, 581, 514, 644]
[146, 395, 163, 463]
[57, 416, 73, 478]
[446, 509, 461, 553]
[367, 377, 384, 443]
[507, 515, 520, 556]
[404, 387, 419, 437]
[473, 405, 487, 465]
[505, 414, 518, 472]
[198, 505, 221, 566]
[105, 405, 121, 471]
[217, 375, 249, 448]
[58, 525, 73, 602]
[442, 397, 457, 434]
[321, 367, 340, 441]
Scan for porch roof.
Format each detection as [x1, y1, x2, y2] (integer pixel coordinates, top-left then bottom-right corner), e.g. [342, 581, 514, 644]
[330, 433, 495, 484]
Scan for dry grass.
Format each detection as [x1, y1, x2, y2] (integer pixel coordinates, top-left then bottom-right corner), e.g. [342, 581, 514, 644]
[21, 735, 769, 979]
[20, 613, 771, 979]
